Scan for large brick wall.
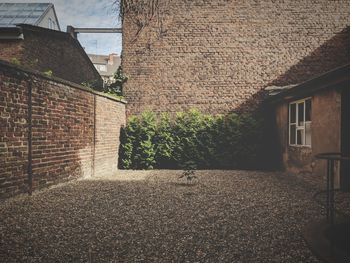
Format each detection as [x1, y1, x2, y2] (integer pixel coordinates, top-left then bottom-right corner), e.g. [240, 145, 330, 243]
[122, 0, 350, 116]
[0, 61, 126, 198]
[0, 24, 102, 87]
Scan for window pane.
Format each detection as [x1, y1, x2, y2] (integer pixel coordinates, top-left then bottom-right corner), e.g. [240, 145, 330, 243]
[297, 129, 304, 145]
[290, 124, 296, 145]
[305, 122, 311, 145]
[290, 104, 296, 123]
[298, 102, 304, 126]
[305, 99, 311, 121]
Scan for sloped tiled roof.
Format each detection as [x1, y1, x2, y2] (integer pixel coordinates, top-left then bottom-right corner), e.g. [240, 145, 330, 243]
[88, 54, 121, 77]
[0, 3, 51, 27]
[266, 63, 350, 103]
[88, 54, 109, 64]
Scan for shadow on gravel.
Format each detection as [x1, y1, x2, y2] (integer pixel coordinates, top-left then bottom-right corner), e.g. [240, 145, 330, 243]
[0, 171, 323, 262]
[325, 223, 350, 256]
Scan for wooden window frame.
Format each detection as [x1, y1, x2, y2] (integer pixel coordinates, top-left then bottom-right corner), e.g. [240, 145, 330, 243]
[289, 97, 312, 147]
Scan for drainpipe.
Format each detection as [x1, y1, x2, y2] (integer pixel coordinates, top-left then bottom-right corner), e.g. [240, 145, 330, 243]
[28, 81, 33, 195]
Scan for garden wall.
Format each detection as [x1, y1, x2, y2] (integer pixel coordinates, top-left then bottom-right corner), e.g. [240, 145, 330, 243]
[0, 60, 126, 198]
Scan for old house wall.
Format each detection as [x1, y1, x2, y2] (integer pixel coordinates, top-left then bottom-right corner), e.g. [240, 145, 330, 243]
[275, 89, 341, 184]
[0, 25, 102, 86]
[0, 61, 126, 198]
[0, 40, 24, 63]
[122, 0, 350, 116]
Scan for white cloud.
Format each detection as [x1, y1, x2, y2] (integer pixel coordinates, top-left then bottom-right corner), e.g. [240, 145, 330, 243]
[1, 0, 122, 55]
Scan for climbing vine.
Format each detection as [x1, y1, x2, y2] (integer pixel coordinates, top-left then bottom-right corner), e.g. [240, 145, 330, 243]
[115, 0, 170, 39]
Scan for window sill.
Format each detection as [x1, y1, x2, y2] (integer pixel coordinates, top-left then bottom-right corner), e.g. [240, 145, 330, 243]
[289, 144, 312, 148]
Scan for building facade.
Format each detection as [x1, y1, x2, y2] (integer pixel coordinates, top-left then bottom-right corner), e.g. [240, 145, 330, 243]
[122, 0, 350, 116]
[122, 0, 350, 184]
[0, 24, 102, 86]
[269, 64, 350, 190]
[0, 3, 60, 31]
[88, 53, 121, 85]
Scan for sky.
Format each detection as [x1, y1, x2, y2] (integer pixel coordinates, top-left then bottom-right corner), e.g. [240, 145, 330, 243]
[3, 0, 122, 55]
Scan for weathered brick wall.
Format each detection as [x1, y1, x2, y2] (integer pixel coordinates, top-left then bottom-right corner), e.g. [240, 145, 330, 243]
[122, 0, 350, 116]
[30, 78, 95, 189]
[94, 96, 125, 177]
[0, 70, 28, 196]
[0, 61, 126, 198]
[0, 25, 102, 87]
[0, 40, 23, 63]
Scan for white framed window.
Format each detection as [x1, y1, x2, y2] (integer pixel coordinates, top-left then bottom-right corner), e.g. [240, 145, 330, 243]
[99, 65, 107, 72]
[93, 64, 107, 72]
[48, 18, 52, 29]
[289, 98, 311, 146]
[48, 18, 56, 30]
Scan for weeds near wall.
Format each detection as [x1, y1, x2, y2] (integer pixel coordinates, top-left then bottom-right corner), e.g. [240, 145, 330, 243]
[10, 57, 21, 66]
[119, 109, 265, 170]
[43, 69, 53, 77]
[82, 66, 127, 98]
[105, 66, 128, 96]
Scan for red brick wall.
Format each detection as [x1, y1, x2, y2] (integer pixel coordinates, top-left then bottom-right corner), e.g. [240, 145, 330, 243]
[0, 40, 23, 63]
[94, 96, 125, 177]
[122, 0, 350, 116]
[0, 61, 126, 198]
[0, 25, 102, 87]
[30, 79, 95, 189]
[0, 71, 29, 196]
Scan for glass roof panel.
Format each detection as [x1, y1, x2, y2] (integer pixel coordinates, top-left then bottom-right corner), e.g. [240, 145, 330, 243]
[0, 17, 13, 24]
[0, 3, 50, 26]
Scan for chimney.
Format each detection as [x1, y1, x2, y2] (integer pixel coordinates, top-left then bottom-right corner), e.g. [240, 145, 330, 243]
[66, 26, 77, 39]
[108, 53, 117, 65]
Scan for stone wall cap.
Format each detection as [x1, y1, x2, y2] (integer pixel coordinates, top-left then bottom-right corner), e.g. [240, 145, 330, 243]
[0, 59, 127, 104]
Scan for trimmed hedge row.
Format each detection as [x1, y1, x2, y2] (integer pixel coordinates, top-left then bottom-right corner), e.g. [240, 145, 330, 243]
[119, 109, 265, 170]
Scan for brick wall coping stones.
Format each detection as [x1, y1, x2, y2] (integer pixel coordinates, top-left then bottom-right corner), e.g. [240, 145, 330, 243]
[0, 59, 127, 104]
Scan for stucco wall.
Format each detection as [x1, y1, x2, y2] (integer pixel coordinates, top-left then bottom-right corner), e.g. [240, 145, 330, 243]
[37, 7, 60, 30]
[275, 89, 341, 185]
[122, 0, 350, 116]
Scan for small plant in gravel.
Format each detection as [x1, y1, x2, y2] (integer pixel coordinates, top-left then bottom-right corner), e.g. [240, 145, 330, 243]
[179, 169, 197, 183]
[179, 161, 197, 184]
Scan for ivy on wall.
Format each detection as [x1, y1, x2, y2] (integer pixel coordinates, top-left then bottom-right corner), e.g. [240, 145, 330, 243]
[116, 0, 170, 40]
[119, 109, 265, 170]
[105, 66, 128, 96]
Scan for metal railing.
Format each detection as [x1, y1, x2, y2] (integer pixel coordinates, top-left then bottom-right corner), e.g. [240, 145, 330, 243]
[315, 152, 350, 225]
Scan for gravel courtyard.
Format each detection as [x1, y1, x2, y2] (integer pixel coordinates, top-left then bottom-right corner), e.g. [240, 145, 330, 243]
[0, 170, 324, 262]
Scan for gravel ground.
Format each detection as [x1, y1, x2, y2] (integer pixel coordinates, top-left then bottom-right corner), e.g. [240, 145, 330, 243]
[0, 170, 328, 262]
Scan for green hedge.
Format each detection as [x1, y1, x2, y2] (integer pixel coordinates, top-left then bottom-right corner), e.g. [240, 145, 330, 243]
[119, 109, 265, 170]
